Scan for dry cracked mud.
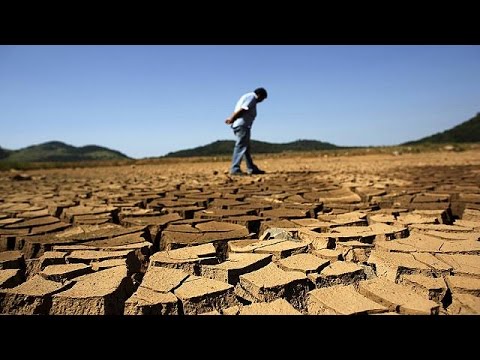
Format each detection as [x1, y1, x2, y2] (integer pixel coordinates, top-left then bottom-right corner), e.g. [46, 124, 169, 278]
[1, 150, 480, 314]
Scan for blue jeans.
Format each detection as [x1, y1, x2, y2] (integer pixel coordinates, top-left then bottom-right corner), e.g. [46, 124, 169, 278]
[230, 126, 257, 173]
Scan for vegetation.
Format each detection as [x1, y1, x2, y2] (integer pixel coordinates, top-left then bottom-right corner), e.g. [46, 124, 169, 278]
[404, 112, 480, 145]
[164, 139, 339, 158]
[0, 141, 130, 163]
[0, 146, 11, 160]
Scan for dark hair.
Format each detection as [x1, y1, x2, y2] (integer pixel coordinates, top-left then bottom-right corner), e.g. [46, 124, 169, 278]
[254, 87, 268, 99]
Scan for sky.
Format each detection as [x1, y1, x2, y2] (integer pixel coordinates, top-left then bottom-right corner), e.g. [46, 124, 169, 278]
[0, 45, 479, 159]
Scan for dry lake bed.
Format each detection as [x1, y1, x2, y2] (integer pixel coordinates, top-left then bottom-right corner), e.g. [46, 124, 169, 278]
[1, 150, 479, 315]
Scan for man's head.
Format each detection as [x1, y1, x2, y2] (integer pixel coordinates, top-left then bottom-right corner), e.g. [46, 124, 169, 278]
[254, 87, 268, 102]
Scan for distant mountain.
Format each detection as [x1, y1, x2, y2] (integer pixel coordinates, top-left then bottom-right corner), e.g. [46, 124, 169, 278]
[0, 146, 11, 160]
[1, 141, 131, 162]
[164, 139, 339, 158]
[404, 112, 480, 145]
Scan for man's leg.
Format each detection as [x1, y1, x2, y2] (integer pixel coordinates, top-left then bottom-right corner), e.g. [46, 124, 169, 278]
[230, 126, 248, 174]
[243, 128, 265, 174]
[243, 128, 257, 172]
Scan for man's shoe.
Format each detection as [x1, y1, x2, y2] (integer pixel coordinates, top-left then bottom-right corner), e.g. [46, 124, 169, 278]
[248, 169, 266, 175]
[230, 170, 246, 176]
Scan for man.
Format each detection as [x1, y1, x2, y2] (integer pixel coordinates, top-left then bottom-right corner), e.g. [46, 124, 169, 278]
[225, 87, 268, 175]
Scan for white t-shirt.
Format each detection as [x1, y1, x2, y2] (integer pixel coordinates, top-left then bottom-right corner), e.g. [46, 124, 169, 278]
[232, 92, 258, 129]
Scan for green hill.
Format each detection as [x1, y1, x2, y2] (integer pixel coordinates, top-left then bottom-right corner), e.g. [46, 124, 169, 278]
[1, 141, 131, 162]
[164, 139, 339, 158]
[404, 112, 480, 145]
[0, 146, 11, 160]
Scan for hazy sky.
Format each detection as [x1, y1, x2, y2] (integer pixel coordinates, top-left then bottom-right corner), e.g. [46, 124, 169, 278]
[1, 45, 479, 159]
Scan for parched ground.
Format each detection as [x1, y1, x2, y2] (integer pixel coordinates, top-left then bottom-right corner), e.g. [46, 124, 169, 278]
[1, 150, 480, 315]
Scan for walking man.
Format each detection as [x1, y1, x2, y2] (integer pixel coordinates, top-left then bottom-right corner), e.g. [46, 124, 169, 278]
[225, 87, 268, 175]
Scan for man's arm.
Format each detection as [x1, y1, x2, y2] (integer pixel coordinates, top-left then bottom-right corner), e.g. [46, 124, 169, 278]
[225, 108, 246, 125]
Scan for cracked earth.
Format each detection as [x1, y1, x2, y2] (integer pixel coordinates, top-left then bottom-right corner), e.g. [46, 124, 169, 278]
[1, 150, 480, 315]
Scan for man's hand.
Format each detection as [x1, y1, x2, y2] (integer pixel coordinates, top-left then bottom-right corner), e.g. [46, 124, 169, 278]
[225, 108, 245, 125]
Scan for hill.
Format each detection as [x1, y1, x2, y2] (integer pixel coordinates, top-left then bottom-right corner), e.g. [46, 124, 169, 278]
[164, 139, 339, 158]
[1, 141, 131, 162]
[404, 112, 480, 145]
[0, 146, 11, 160]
